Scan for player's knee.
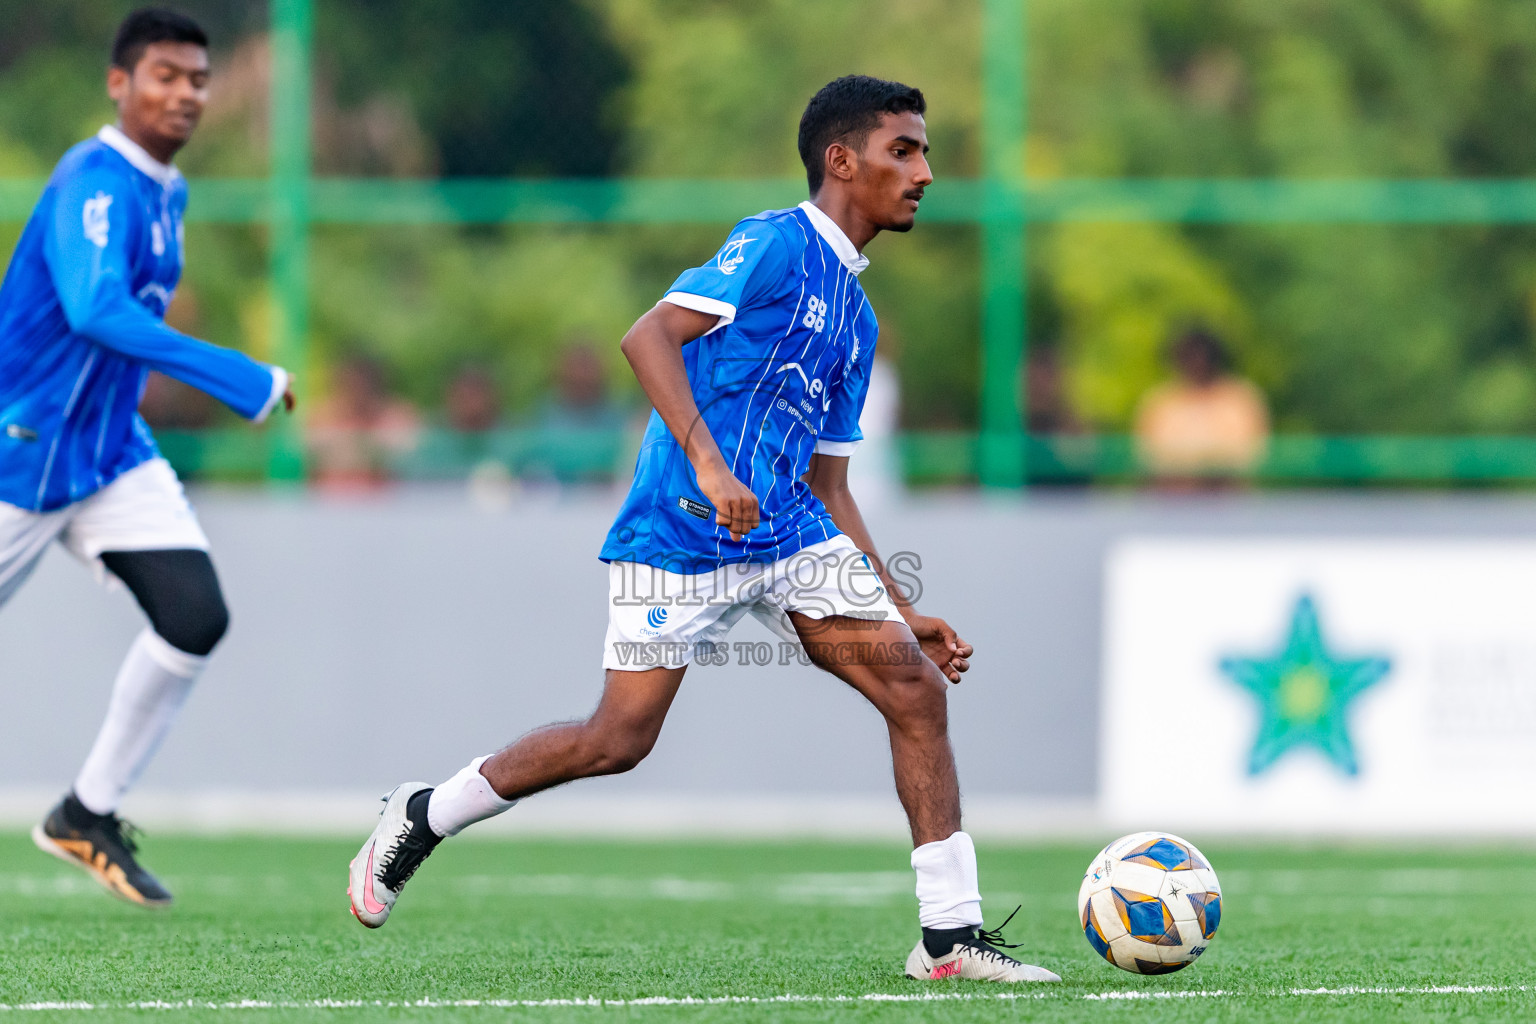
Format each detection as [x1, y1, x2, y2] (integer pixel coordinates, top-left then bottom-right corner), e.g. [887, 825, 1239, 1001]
[155, 592, 230, 657]
[581, 723, 658, 776]
[104, 549, 230, 657]
[879, 667, 949, 733]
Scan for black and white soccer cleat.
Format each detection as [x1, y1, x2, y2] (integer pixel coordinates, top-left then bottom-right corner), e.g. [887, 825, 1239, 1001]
[32, 794, 172, 908]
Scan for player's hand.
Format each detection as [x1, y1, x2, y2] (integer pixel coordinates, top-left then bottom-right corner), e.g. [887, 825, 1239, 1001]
[697, 461, 759, 541]
[281, 376, 297, 413]
[907, 614, 973, 683]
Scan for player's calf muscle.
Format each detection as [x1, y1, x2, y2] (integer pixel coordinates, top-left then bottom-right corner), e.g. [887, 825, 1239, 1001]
[483, 719, 658, 796]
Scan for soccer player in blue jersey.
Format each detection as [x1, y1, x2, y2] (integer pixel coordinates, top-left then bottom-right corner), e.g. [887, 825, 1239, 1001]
[350, 76, 1057, 983]
[0, 9, 293, 906]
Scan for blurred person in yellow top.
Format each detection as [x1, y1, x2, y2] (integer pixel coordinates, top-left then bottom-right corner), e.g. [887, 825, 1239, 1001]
[1133, 327, 1269, 487]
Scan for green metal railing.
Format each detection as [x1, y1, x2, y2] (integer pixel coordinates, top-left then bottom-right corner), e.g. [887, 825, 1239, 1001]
[9, 1, 1536, 488]
[149, 427, 1536, 487]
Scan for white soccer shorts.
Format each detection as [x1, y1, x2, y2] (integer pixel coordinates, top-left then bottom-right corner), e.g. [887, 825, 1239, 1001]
[602, 533, 903, 670]
[0, 458, 210, 608]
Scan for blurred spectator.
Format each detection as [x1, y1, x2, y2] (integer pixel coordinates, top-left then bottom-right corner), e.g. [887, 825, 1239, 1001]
[1024, 345, 1083, 435]
[525, 343, 630, 485]
[1133, 327, 1269, 487]
[438, 364, 516, 509]
[1023, 345, 1091, 486]
[537, 343, 627, 433]
[306, 353, 421, 493]
[139, 372, 216, 430]
[140, 286, 217, 431]
[445, 364, 504, 433]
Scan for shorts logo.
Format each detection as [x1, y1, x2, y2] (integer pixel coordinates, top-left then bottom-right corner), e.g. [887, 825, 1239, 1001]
[83, 192, 113, 248]
[718, 235, 753, 275]
[646, 607, 669, 629]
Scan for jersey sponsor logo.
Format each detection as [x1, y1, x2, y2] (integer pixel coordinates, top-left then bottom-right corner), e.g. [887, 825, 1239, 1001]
[776, 362, 829, 415]
[83, 192, 113, 248]
[136, 282, 173, 313]
[776, 397, 820, 436]
[802, 295, 827, 332]
[151, 221, 165, 256]
[776, 361, 810, 387]
[717, 234, 754, 275]
[677, 496, 712, 520]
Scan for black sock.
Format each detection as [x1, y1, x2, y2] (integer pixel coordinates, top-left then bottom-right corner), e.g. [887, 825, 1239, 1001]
[922, 925, 976, 958]
[405, 789, 443, 851]
[62, 791, 108, 829]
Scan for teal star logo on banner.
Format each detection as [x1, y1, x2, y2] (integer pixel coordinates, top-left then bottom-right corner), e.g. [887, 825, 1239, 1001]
[1219, 595, 1391, 777]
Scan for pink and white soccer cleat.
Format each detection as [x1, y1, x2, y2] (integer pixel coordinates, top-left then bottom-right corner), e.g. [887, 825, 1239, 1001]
[348, 781, 437, 928]
[905, 916, 1061, 983]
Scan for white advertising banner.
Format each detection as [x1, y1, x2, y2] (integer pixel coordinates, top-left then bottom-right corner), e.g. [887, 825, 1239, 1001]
[1102, 539, 1536, 833]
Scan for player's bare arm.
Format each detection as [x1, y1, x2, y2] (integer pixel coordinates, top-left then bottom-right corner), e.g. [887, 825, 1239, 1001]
[619, 302, 759, 540]
[804, 452, 973, 683]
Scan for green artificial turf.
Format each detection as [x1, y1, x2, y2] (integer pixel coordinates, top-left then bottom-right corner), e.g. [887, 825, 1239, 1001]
[1, 831, 1533, 1022]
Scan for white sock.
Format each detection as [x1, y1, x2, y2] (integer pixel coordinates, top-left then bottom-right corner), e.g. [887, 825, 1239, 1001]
[426, 755, 517, 837]
[73, 629, 204, 816]
[911, 830, 983, 929]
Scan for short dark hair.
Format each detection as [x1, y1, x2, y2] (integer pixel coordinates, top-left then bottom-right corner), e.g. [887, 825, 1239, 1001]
[112, 8, 208, 71]
[798, 75, 926, 193]
[1172, 327, 1232, 372]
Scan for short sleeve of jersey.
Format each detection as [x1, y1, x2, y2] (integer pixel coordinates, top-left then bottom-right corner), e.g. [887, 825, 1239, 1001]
[815, 300, 878, 456]
[662, 219, 791, 330]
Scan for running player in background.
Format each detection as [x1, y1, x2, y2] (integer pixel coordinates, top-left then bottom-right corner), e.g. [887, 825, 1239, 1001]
[0, 8, 294, 906]
[349, 75, 1057, 983]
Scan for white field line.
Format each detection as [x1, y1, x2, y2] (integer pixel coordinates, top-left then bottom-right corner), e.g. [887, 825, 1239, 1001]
[0, 987, 1528, 1011]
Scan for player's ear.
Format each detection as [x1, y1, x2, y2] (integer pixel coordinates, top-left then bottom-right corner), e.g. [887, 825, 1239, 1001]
[824, 141, 858, 185]
[107, 64, 131, 104]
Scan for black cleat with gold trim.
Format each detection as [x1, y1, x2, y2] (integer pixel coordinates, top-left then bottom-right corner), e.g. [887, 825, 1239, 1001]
[32, 793, 172, 907]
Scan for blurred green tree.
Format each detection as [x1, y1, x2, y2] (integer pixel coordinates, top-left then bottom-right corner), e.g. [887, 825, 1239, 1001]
[317, 0, 631, 176]
[7, 0, 1536, 440]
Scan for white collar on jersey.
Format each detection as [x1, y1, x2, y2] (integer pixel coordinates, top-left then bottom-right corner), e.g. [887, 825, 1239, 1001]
[798, 201, 870, 276]
[97, 125, 182, 189]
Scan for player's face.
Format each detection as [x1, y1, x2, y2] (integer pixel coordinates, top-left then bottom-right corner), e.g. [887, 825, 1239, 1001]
[853, 111, 932, 233]
[109, 42, 210, 161]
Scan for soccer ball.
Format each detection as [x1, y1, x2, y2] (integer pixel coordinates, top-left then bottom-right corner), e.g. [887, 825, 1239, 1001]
[1077, 831, 1222, 975]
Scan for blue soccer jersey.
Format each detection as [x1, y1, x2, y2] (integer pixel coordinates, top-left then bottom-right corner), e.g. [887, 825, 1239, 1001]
[0, 126, 285, 512]
[600, 201, 879, 571]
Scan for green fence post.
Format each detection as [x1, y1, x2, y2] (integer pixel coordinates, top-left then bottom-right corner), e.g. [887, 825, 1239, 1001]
[267, 0, 312, 481]
[979, 0, 1027, 488]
